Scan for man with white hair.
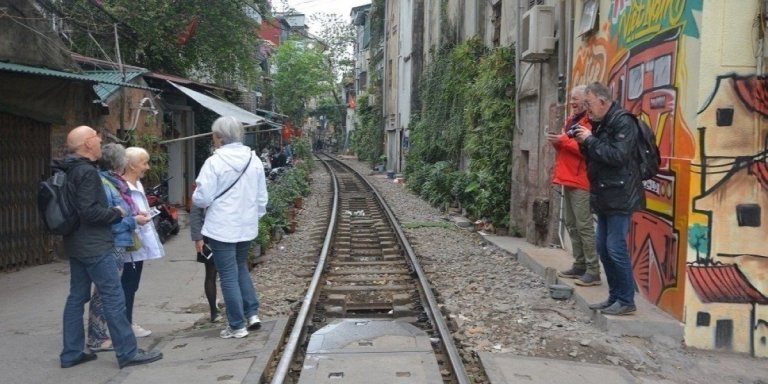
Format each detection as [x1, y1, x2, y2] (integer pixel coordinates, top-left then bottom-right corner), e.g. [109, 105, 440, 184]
[573, 82, 645, 316]
[547, 85, 600, 287]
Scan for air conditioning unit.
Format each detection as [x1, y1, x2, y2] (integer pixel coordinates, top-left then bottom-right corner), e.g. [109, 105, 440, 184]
[520, 5, 556, 62]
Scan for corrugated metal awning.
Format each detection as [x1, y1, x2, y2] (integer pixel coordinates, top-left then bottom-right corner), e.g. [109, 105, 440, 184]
[168, 81, 265, 127]
[86, 70, 150, 101]
[0, 62, 158, 93]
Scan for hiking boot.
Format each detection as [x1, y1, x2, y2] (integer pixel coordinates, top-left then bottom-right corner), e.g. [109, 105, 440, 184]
[247, 315, 262, 330]
[588, 299, 614, 310]
[220, 326, 248, 339]
[119, 349, 163, 369]
[600, 301, 637, 316]
[557, 267, 586, 279]
[575, 272, 602, 286]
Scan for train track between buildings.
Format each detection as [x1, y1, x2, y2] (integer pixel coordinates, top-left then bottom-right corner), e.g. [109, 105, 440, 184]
[267, 153, 470, 384]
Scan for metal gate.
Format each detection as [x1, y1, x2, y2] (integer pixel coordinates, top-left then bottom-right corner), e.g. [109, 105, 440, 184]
[0, 113, 53, 271]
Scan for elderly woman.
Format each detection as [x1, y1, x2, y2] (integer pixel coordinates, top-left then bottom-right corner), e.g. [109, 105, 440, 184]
[192, 116, 268, 339]
[86, 143, 150, 352]
[122, 146, 165, 337]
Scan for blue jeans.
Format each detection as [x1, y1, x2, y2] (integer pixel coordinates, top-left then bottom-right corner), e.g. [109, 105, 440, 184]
[595, 213, 636, 306]
[62, 251, 137, 367]
[209, 239, 259, 329]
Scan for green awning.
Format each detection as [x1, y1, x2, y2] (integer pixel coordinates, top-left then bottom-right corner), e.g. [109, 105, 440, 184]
[86, 70, 150, 101]
[0, 62, 157, 93]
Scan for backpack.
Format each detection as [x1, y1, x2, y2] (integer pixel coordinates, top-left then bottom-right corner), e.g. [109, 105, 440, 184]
[37, 167, 80, 235]
[620, 112, 660, 180]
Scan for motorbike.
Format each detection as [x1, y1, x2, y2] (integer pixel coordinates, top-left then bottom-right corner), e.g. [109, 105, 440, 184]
[146, 177, 180, 244]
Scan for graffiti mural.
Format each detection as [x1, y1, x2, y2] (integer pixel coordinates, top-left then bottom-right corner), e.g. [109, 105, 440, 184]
[574, 0, 766, 357]
[573, 0, 701, 318]
[690, 74, 768, 356]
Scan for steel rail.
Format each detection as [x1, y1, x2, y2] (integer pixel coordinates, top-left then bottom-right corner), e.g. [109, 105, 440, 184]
[270, 155, 339, 384]
[332, 159, 470, 384]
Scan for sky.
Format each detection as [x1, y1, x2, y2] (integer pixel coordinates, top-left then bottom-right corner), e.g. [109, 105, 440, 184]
[284, 0, 371, 32]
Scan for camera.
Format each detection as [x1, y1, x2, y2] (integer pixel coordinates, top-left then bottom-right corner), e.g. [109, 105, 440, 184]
[566, 124, 581, 138]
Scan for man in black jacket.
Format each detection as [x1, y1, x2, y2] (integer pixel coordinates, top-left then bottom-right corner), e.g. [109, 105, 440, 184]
[59, 126, 162, 369]
[572, 82, 644, 316]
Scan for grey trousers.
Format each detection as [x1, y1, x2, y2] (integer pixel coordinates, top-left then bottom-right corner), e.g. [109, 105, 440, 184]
[563, 187, 600, 274]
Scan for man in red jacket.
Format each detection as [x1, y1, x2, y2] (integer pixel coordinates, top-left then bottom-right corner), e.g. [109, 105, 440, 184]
[547, 85, 601, 286]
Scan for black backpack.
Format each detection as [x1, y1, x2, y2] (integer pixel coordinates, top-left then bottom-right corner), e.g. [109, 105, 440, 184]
[37, 167, 80, 235]
[620, 112, 660, 180]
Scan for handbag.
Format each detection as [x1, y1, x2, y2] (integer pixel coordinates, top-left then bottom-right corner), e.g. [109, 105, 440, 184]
[126, 231, 142, 252]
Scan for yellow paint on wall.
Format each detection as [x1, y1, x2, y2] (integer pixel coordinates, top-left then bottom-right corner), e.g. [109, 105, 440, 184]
[697, 0, 758, 108]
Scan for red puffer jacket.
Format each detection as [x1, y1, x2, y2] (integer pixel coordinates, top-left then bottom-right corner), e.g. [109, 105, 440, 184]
[551, 113, 591, 191]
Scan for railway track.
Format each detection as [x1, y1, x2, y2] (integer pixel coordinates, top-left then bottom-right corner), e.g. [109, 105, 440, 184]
[268, 154, 469, 384]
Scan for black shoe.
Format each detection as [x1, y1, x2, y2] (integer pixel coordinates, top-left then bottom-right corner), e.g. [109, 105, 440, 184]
[588, 299, 614, 310]
[558, 267, 586, 279]
[61, 352, 97, 368]
[119, 349, 163, 369]
[600, 301, 637, 316]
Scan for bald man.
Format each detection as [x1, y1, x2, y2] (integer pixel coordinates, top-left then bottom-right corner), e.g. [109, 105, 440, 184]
[58, 126, 162, 369]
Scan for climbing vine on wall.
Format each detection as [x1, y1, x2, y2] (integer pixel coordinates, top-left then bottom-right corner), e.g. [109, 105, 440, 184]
[406, 39, 515, 227]
[463, 47, 515, 226]
[351, 94, 384, 162]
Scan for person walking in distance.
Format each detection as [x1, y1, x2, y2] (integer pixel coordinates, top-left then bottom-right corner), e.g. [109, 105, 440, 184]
[547, 85, 601, 287]
[58, 126, 162, 369]
[572, 82, 645, 316]
[192, 116, 268, 339]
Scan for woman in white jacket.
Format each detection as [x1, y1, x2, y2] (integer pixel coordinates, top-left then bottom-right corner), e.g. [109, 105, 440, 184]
[192, 116, 268, 339]
[123, 147, 165, 338]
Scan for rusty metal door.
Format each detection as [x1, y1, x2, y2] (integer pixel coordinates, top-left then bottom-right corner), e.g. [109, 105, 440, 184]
[0, 113, 53, 271]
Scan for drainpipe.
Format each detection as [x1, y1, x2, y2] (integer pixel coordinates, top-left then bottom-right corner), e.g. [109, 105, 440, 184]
[556, 0, 575, 248]
[382, 0, 389, 164]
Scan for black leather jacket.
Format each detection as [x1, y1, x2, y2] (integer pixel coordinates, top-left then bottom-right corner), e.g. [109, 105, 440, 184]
[55, 155, 123, 259]
[581, 103, 645, 214]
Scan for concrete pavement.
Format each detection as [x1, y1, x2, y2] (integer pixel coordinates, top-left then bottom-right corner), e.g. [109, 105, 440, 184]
[476, 233, 683, 384]
[0, 213, 286, 384]
[480, 234, 683, 340]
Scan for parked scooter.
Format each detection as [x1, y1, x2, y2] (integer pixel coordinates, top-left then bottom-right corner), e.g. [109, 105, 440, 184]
[146, 177, 179, 243]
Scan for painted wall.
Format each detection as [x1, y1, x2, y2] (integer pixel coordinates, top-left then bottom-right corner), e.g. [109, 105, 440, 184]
[687, 0, 768, 357]
[571, 0, 768, 356]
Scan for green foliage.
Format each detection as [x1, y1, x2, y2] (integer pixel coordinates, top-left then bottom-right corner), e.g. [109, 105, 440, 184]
[351, 94, 384, 163]
[256, 144, 313, 250]
[405, 40, 515, 227]
[409, 38, 485, 166]
[369, 0, 385, 49]
[51, 0, 268, 86]
[313, 98, 345, 130]
[292, 136, 312, 160]
[462, 47, 515, 226]
[309, 13, 355, 82]
[402, 221, 455, 230]
[273, 39, 335, 124]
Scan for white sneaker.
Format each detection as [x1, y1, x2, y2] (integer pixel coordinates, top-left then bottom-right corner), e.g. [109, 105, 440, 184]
[132, 323, 152, 338]
[247, 315, 261, 330]
[220, 326, 248, 339]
